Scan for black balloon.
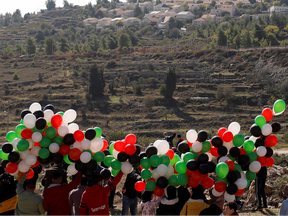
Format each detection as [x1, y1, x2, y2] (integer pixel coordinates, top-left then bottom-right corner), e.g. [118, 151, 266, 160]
[186, 160, 199, 171]
[207, 161, 216, 173]
[199, 163, 210, 175]
[44, 104, 55, 112]
[129, 154, 140, 165]
[68, 155, 77, 163]
[156, 177, 169, 189]
[241, 164, 249, 171]
[118, 152, 129, 162]
[226, 183, 238, 195]
[272, 122, 281, 133]
[244, 136, 250, 140]
[197, 153, 209, 164]
[217, 146, 227, 157]
[139, 152, 147, 159]
[63, 133, 75, 145]
[84, 169, 94, 178]
[100, 161, 108, 169]
[85, 129, 96, 140]
[21, 109, 31, 119]
[8, 152, 20, 163]
[235, 170, 241, 179]
[35, 118, 47, 130]
[33, 110, 44, 119]
[135, 144, 141, 155]
[198, 130, 208, 142]
[250, 124, 262, 137]
[146, 146, 158, 158]
[86, 160, 98, 170]
[227, 171, 239, 183]
[2, 143, 13, 154]
[229, 147, 240, 158]
[178, 142, 190, 153]
[265, 147, 273, 157]
[38, 156, 51, 165]
[255, 138, 264, 148]
[237, 155, 250, 166]
[1, 160, 9, 168]
[103, 149, 110, 156]
[52, 153, 63, 164]
[101, 168, 111, 180]
[75, 160, 85, 172]
[211, 136, 223, 148]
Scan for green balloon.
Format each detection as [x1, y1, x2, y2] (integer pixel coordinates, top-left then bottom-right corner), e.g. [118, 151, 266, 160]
[246, 170, 256, 181]
[170, 154, 180, 166]
[216, 176, 228, 184]
[177, 174, 188, 186]
[255, 115, 266, 128]
[216, 162, 229, 178]
[169, 175, 178, 186]
[183, 152, 195, 163]
[247, 152, 258, 162]
[141, 169, 152, 180]
[52, 136, 63, 146]
[93, 151, 105, 162]
[112, 169, 120, 176]
[111, 159, 122, 170]
[17, 139, 29, 152]
[192, 151, 198, 158]
[234, 164, 242, 173]
[6, 131, 17, 143]
[57, 111, 64, 116]
[64, 154, 73, 164]
[246, 179, 250, 188]
[0, 150, 9, 160]
[104, 155, 114, 167]
[47, 122, 52, 127]
[274, 99, 286, 114]
[175, 161, 187, 174]
[20, 119, 24, 124]
[45, 127, 57, 139]
[201, 141, 211, 153]
[149, 155, 161, 167]
[39, 137, 51, 148]
[109, 143, 115, 155]
[140, 157, 151, 169]
[227, 154, 236, 162]
[243, 140, 255, 153]
[233, 134, 244, 147]
[161, 155, 170, 166]
[146, 180, 156, 191]
[94, 127, 103, 138]
[32, 127, 45, 133]
[15, 124, 26, 138]
[39, 148, 50, 159]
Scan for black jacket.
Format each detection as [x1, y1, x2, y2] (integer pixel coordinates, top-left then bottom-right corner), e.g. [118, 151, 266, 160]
[123, 170, 141, 199]
[156, 199, 181, 215]
[0, 180, 17, 203]
[199, 204, 222, 215]
[257, 166, 267, 177]
[164, 133, 176, 148]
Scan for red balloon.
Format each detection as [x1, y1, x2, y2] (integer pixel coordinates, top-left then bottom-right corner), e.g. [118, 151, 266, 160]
[210, 147, 219, 157]
[51, 114, 63, 128]
[135, 181, 146, 192]
[222, 131, 233, 142]
[166, 149, 174, 160]
[125, 134, 137, 145]
[21, 128, 33, 139]
[189, 177, 199, 188]
[114, 141, 126, 152]
[73, 130, 84, 142]
[191, 170, 202, 182]
[267, 157, 274, 167]
[257, 156, 268, 167]
[202, 174, 209, 180]
[31, 159, 41, 168]
[235, 188, 245, 196]
[265, 135, 278, 147]
[125, 144, 136, 155]
[154, 186, 165, 196]
[173, 164, 179, 174]
[187, 141, 193, 147]
[59, 144, 70, 156]
[201, 177, 214, 189]
[225, 160, 235, 171]
[239, 148, 247, 155]
[100, 139, 108, 152]
[26, 168, 34, 180]
[186, 169, 193, 177]
[218, 127, 227, 137]
[215, 181, 226, 193]
[6, 162, 18, 173]
[69, 148, 81, 161]
[262, 108, 273, 122]
[34, 142, 41, 147]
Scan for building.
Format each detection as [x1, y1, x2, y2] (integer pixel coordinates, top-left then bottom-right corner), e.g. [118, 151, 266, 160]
[188, 3, 200, 10]
[220, 4, 236, 16]
[211, 8, 223, 16]
[201, 14, 217, 21]
[144, 10, 162, 18]
[139, 2, 154, 11]
[172, 5, 183, 13]
[108, 8, 124, 17]
[142, 17, 158, 26]
[124, 17, 141, 26]
[111, 17, 124, 25]
[116, 2, 135, 9]
[192, 18, 208, 25]
[83, 18, 98, 27]
[269, 6, 288, 15]
[122, 10, 134, 18]
[158, 16, 171, 29]
[236, 0, 251, 5]
[97, 18, 112, 29]
[154, 3, 170, 11]
[176, 11, 195, 19]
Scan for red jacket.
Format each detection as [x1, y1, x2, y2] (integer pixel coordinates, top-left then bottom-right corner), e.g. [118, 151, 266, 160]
[80, 171, 123, 215]
[43, 171, 82, 215]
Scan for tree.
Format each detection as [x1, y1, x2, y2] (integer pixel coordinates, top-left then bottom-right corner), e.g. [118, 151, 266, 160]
[240, 30, 251, 48]
[60, 37, 70, 53]
[116, 20, 124, 27]
[220, 11, 230, 16]
[265, 25, 279, 34]
[143, 95, 155, 112]
[107, 35, 117, 49]
[233, 34, 241, 49]
[81, 42, 90, 52]
[26, 37, 36, 54]
[124, 27, 139, 46]
[144, 7, 149, 14]
[90, 35, 100, 51]
[45, 36, 57, 55]
[267, 33, 279, 46]
[160, 68, 177, 99]
[217, 29, 227, 46]
[118, 33, 130, 50]
[73, 40, 80, 52]
[63, 0, 73, 8]
[46, 0, 56, 10]
[35, 30, 45, 43]
[3, 45, 14, 57]
[12, 9, 22, 23]
[16, 44, 26, 55]
[101, 36, 107, 49]
[156, 0, 162, 4]
[88, 64, 105, 99]
[95, 10, 104, 19]
[120, 74, 130, 89]
[4, 13, 11, 26]
[253, 23, 266, 40]
[133, 4, 142, 18]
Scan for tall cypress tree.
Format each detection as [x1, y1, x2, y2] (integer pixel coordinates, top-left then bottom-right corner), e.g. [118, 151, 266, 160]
[89, 64, 105, 100]
[164, 67, 177, 99]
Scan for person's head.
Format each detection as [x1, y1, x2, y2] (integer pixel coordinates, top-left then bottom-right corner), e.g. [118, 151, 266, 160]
[80, 177, 88, 186]
[52, 172, 62, 184]
[214, 198, 224, 210]
[25, 179, 36, 192]
[165, 186, 178, 200]
[177, 134, 182, 139]
[0, 173, 9, 184]
[163, 132, 167, 137]
[191, 185, 205, 200]
[92, 174, 103, 186]
[141, 191, 153, 203]
[223, 202, 238, 216]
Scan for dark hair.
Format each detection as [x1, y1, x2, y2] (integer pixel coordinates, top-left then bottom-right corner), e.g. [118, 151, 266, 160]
[224, 202, 238, 213]
[25, 179, 36, 189]
[52, 172, 62, 181]
[191, 185, 205, 200]
[141, 191, 153, 203]
[177, 135, 181, 138]
[92, 174, 103, 185]
[0, 173, 9, 182]
[81, 177, 88, 186]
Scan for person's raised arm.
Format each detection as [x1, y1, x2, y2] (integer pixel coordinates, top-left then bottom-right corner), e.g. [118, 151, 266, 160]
[106, 171, 123, 193]
[67, 171, 83, 192]
[16, 172, 26, 194]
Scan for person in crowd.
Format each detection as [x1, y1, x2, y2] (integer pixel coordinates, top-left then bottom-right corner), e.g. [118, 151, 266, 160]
[43, 163, 68, 189]
[121, 167, 142, 216]
[43, 171, 82, 215]
[235, 196, 245, 210]
[176, 134, 184, 148]
[163, 131, 177, 148]
[79, 170, 123, 215]
[69, 177, 88, 215]
[199, 198, 224, 215]
[279, 197, 288, 216]
[140, 191, 162, 216]
[177, 185, 191, 212]
[108, 176, 116, 209]
[180, 185, 209, 215]
[156, 186, 180, 215]
[253, 166, 267, 210]
[15, 171, 46, 215]
[222, 202, 239, 216]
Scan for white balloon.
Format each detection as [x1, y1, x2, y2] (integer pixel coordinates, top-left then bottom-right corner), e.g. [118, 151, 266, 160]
[224, 192, 235, 202]
[58, 126, 69, 136]
[12, 138, 21, 150]
[90, 138, 104, 153]
[121, 161, 133, 174]
[153, 140, 162, 148]
[157, 140, 169, 155]
[27, 139, 34, 149]
[18, 160, 30, 173]
[152, 169, 160, 180]
[256, 146, 267, 157]
[68, 123, 79, 133]
[44, 110, 54, 123]
[219, 156, 230, 163]
[192, 141, 202, 152]
[32, 132, 42, 142]
[67, 163, 78, 175]
[165, 165, 174, 178]
[29, 102, 41, 113]
[228, 122, 241, 136]
[49, 143, 60, 153]
[63, 109, 77, 123]
[81, 139, 91, 150]
[23, 114, 36, 129]
[20, 150, 30, 160]
[73, 141, 83, 151]
[31, 146, 41, 156]
[10, 169, 19, 176]
[25, 154, 37, 166]
[249, 136, 258, 143]
[186, 130, 198, 143]
[206, 152, 213, 162]
[261, 124, 272, 136]
[212, 188, 223, 197]
[235, 178, 247, 190]
[113, 149, 120, 159]
[223, 142, 234, 152]
[157, 164, 168, 176]
[249, 161, 261, 173]
[80, 152, 92, 163]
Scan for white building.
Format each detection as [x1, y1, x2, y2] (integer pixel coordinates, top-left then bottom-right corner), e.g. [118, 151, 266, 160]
[176, 11, 195, 20]
[111, 17, 124, 25]
[83, 18, 98, 27]
[269, 6, 288, 15]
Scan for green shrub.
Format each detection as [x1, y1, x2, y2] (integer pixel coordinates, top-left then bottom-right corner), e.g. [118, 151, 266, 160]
[13, 72, 20, 80]
[126, 89, 133, 94]
[42, 94, 48, 101]
[137, 136, 155, 147]
[106, 130, 125, 143]
[147, 63, 155, 71]
[143, 95, 155, 112]
[106, 61, 117, 69]
[134, 84, 142, 95]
